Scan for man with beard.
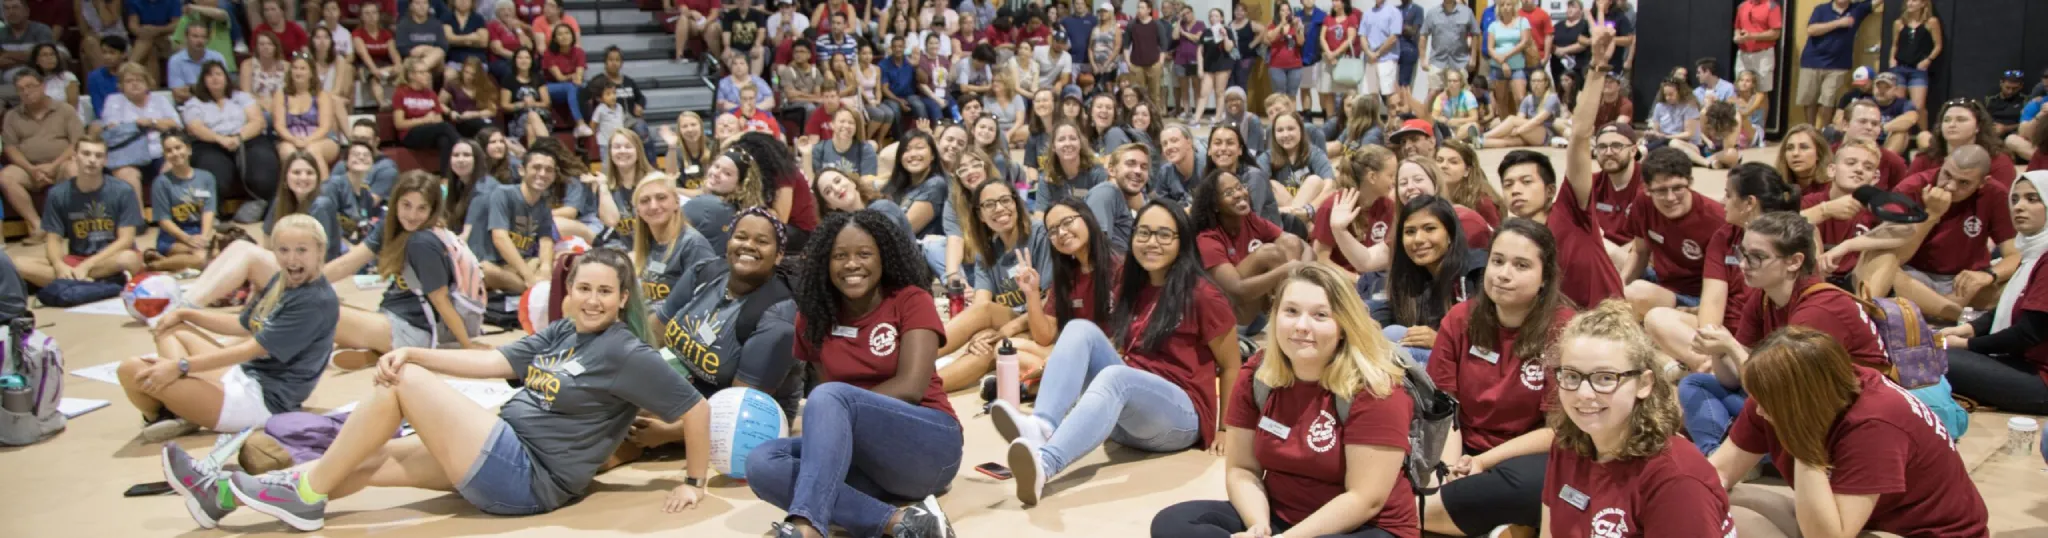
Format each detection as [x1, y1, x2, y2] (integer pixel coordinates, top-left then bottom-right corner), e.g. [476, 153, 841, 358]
[1495, 21, 1625, 308]
[1587, 122, 1643, 270]
[1087, 144, 1153, 252]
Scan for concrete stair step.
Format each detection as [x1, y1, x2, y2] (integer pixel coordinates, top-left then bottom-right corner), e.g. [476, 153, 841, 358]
[565, 7, 656, 25]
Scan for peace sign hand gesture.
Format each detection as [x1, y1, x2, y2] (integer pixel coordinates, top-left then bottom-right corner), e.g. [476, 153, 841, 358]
[1015, 248, 1042, 300]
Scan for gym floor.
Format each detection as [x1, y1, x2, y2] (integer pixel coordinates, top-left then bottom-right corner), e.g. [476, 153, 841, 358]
[5, 145, 2048, 537]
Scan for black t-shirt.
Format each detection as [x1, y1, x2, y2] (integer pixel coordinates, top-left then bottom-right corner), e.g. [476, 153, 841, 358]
[722, 9, 770, 49]
[1605, 13, 1634, 67]
[380, 230, 456, 332]
[441, 10, 489, 64]
[1986, 91, 2027, 125]
[1551, 18, 1589, 72]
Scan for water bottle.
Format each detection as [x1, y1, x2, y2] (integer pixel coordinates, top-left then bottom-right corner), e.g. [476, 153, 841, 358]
[995, 339, 1020, 408]
[0, 375, 30, 414]
[947, 280, 968, 318]
[2006, 417, 2039, 457]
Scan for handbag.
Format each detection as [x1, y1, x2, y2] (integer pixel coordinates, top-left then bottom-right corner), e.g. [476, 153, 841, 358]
[1334, 57, 1367, 87]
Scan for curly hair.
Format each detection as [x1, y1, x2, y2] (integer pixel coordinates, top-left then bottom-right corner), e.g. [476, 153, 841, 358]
[1547, 299, 1682, 461]
[793, 210, 934, 346]
[729, 132, 796, 208]
[1188, 166, 1241, 234]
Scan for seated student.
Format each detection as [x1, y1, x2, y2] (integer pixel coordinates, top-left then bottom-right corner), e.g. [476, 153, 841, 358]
[1640, 164, 1801, 372]
[1668, 101, 1748, 170]
[1260, 112, 1336, 219]
[632, 208, 800, 461]
[176, 152, 348, 307]
[1776, 124, 1837, 192]
[1033, 121, 1109, 216]
[1797, 140, 1914, 293]
[117, 214, 338, 444]
[1205, 124, 1282, 226]
[557, 130, 659, 246]
[471, 150, 560, 291]
[1834, 101, 1912, 190]
[1945, 171, 2048, 414]
[630, 173, 717, 306]
[936, 180, 1049, 391]
[1434, 141, 1505, 229]
[989, 201, 1241, 505]
[1149, 263, 1419, 538]
[1315, 146, 1400, 278]
[1419, 219, 1577, 537]
[164, 249, 712, 531]
[1191, 167, 1306, 321]
[1150, 124, 1207, 205]
[1709, 328, 1988, 538]
[329, 119, 400, 199]
[1498, 73, 1629, 309]
[1084, 144, 1157, 254]
[16, 140, 144, 288]
[327, 173, 485, 369]
[1890, 144, 2018, 324]
[1618, 148, 1726, 327]
[683, 134, 805, 252]
[391, 56, 463, 172]
[318, 143, 381, 259]
[1389, 156, 1494, 248]
[1541, 300, 1735, 537]
[938, 148, 1002, 287]
[815, 164, 914, 236]
[803, 107, 879, 180]
[731, 84, 782, 138]
[659, 112, 714, 196]
[145, 134, 219, 272]
[884, 130, 949, 241]
[1910, 99, 2017, 188]
[1366, 196, 1483, 366]
[443, 139, 505, 237]
[748, 210, 961, 538]
[995, 199, 1122, 387]
[0, 71, 89, 241]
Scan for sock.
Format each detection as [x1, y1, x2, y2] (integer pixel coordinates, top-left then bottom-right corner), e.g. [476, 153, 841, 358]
[295, 471, 327, 504]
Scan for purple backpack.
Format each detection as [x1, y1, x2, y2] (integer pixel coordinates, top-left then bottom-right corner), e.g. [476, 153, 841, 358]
[1788, 283, 1946, 388]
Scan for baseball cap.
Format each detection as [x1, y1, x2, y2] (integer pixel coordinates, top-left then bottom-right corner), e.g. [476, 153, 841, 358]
[1061, 85, 1083, 102]
[1597, 122, 1638, 142]
[1098, 2, 1112, 11]
[1873, 71, 1899, 87]
[1851, 66, 1873, 86]
[1390, 119, 1434, 142]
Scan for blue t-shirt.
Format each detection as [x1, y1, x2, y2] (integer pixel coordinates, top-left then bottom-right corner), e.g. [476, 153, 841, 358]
[440, 10, 490, 64]
[1060, 15, 1098, 64]
[1299, 7, 1327, 65]
[125, 0, 184, 26]
[86, 68, 119, 118]
[1800, 0, 1870, 70]
[879, 57, 918, 101]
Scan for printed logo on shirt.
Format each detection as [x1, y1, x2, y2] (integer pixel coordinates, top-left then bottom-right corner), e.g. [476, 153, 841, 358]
[70, 201, 117, 241]
[1519, 361, 1546, 391]
[1681, 239, 1703, 261]
[869, 322, 899, 356]
[1882, 376, 1954, 448]
[522, 346, 576, 409]
[662, 317, 723, 382]
[170, 191, 207, 224]
[1589, 507, 1630, 538]
[509, 214, 540, 253]
[1371, 221, 1389, 244]
[1305, 409, 1338, 453]
[1963, 215, 1983, 238]
[401, 95, 438, 112]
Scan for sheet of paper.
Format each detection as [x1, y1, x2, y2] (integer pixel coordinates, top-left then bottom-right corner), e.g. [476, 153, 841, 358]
[58, 398, 110, 418]
[324, 401, 359, 416]
[65, 298, 130, 317]
[70, 362, 123, 386]
[446, 379, 519, 409]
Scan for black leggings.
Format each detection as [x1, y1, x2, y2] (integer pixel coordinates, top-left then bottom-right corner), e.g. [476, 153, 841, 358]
[1150, 500, 1396, 538]
[1438, 452, 1547, 535]
[452, 117, 492, 138]
[1947, 349, 2048, 415]
[401, 122, 463, 170]
[189, 140, 241, 201]
[191, 137, 280, 203]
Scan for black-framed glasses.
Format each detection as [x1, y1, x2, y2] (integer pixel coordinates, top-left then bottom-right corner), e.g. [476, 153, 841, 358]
[1646, 185, 1690, 199]
[1555, 367, 1648, 393]
[1051, 214, 1085, 233]
[1593, 142, 1631, 154]
[977, 195, 1016, 212]
[1132, 226, 1179, 244]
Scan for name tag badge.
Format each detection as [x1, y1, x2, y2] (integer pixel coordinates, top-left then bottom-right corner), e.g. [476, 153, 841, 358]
[697, 319, 720, 342]
[192, 190, 212, 199]
[831, 325, 860, 338]
[1470, 346, 1501, 364]
[646, 260, 668, 275]
[685, 164, 701, 176]
[562, 359, 586, 377]
[1559, 484, 1591, 511]
[1724, 255, 1741, 266]
[1596, 202, 1616, 213]
[1646, 230, 1665, 243]
[1071, 298, 1084, 308]
[1258, 416, 1291, 439]
[1008, 264, 1023, 279]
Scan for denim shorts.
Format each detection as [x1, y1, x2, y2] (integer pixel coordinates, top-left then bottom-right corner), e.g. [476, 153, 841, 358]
[457, 420, 550, 516]
[156, 224, 204, 254]
[1892, 66, 1930, 88]
[1675, 293, 1701, 308]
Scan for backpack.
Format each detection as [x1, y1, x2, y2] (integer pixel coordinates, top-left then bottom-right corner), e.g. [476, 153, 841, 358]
[1781, 283, 1946, 389]
[1249, 354, 1459, 502]
[404, 228, 487, 347]
[0, 316, 66, 446]
[35, 278, 125, 307]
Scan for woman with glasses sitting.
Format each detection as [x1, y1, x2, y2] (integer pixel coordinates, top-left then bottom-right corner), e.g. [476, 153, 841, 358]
[934, 180, 1051, 391]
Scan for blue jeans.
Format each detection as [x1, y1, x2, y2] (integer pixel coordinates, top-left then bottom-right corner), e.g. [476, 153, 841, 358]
[746, 383, 964, 538]
[1268, 67, 1304, 98]
[545, 82, 585, 122]
[904, 95, 944, 121]
[920, 235, 948, 278]
[455, 420, 550, 515]
[1379, 325, 1433, 365]
[1891, 65, 1931, 88]
[1031, 320, 1202, 476]
[1678, 373, 1746, 456]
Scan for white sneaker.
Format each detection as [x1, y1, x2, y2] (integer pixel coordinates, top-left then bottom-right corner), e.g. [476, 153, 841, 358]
[1007, 438, 1046, 506]
[989, 399, 1048, 444]
[574, 124, 594, 137]
[141, 417, 201, 443]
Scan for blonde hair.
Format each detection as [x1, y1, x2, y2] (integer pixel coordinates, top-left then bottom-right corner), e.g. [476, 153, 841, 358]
[1547, 300, 1681, 460]
[115, 62, 155, 88]
[630, 172, 688, 272]
[603, 129, 657, 188]
[1256, 264, 1405, 400]
[251, 213, 331, 317]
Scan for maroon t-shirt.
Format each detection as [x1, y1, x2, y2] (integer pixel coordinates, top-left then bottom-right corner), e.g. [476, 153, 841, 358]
[1909, 151, 2018, 189]
[1590, 166, 1644, 243]
[1729, 367, 1987, 537]
[1828, 141, 1910, 190]
[357, 28, 394, 66]
[1800, 189, 1878, 279]
[1701, 223, 1753, 329]
[1453, 204, 1493, 250]
[1312, 194, 1396, 272]
[514, 0, 545, 20]
[1542, 437, 1734, 538]
[1225, 354, 1420, 536]
[392, 85, 443, 138]
[778, 173, 819, 231]
[1621, 192, 1724, 297]
[1551, 186, 1626, 308]
[1197, 215, 1283, 268]
[793, 286, 957, 418]
[1428, 301, 1574, 453]
[254, 22, 310, 57]
[543, 48, 587, 82]
[2033, 146, 2048, 173]
[488, 21, 524, 56]
[1471, 196, 1502, 228]
[1041, 266, 1116, 322]
[1123, 281, 1236, 449]
[1736, 277, 1889, 368]
[1893, 169, 2015, 275]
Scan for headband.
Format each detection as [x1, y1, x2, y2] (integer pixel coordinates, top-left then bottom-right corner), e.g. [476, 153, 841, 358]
[735, 206, 788, 248]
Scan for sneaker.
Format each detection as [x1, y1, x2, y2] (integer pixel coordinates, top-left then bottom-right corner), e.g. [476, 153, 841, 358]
[227, 470, 327, 531]
[233, 200, 269, 224]
[574, 124, 595, 137]
[890, 495, 956, 538]
[162, 443, 237, 528]
[141, 416, 201, 443]
[988, 399, 1045, 444]
[1007, 438, 1047, 506]
[768, 521, 804, 538]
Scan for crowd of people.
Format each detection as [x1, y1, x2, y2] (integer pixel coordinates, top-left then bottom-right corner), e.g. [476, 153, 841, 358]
[0, 0, 2039, 536]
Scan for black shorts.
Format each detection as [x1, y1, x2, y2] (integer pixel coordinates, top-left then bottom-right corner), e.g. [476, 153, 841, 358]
[1438, 452, 1547, 534]
[1180, 63, 1199, 77]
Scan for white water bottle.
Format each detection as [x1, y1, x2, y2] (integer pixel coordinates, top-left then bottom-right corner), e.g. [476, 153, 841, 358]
[996, 339, 1020, 408]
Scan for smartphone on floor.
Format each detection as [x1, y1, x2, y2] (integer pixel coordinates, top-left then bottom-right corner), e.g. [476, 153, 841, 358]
[974, 462, 1013, 480]
[124, 481, 175, 497]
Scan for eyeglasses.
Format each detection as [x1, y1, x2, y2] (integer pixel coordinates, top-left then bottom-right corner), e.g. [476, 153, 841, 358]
[1593, 142, 1632, 154]
[1556, 367, 1648, 393]
[977, 195, 1016, 212]
[1132, 226, 1179, 244]
[1223, 182, 1250, 197]
[1052, 214, 1085, 233]
[1646, 185, 1690, 199]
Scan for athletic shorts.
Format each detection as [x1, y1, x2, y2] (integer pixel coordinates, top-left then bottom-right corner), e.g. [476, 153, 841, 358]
[387, 310, 460, 349]
[1439, 452, 1547, 535]
[1735, 49, 1776, 92]
[1363, 60, 1399, 96]
[457, 419, 551, 515]
[156, 225, 204, 254]
[215, 366, 275, 432]
[1902, 266, 1958, 296]
[1796, 67, 1849, 107]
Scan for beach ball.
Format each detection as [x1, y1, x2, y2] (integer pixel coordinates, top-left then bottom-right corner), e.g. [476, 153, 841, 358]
[519, 280, 553, 334]
[122, 272, 180, 322]
[708, 387, 788, 479]
[557, 236, 591, 255]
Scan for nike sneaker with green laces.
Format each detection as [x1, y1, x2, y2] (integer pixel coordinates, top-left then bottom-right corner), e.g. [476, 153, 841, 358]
[161, 443, 237, 528]
[227, 470, 327, 531]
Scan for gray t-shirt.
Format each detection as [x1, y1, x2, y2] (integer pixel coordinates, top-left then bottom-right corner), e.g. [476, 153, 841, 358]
[150, 169, 218, 231]
[380, 230, 453, 332]
[562, 179, 634, 241]
[237, 275, 340, 414]
[888, 174, 950, 237]
[321, 177, 380, 251]
[1257, 148, 1336, 199]
[968, 222, 1053, 314]
[497, 320, 701, 509]
[395, 17, 447, 53]
[460, 176, 508, 237]
[681, 196, 737, 256]
[0, 22, 54, 54]
[810, 140, 877, 179]
[639, 227, 718, 304]
[42, 177, 144, 257]
[1422, 3, 1479, 68]
[330, 159, 400, 200]
[0, 251, 25, 323]
[654, 263, 801, 416]
[1150, 157, 1206, 207]
[867, 199, 916, 243]
[1085, 182, 1139, 253]
[1032, 164, 1106, 213]
[474, 186, 556, 264]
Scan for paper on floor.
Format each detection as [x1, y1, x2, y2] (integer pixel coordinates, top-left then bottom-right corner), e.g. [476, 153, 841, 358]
[57, 398, 110, 418]
[70, 362, 123, 386]
[64, 298, 130, 317]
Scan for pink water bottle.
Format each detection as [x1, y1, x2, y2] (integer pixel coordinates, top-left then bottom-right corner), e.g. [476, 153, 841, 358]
[947, 280, 968, 317]
[995, 339, 1020, 407]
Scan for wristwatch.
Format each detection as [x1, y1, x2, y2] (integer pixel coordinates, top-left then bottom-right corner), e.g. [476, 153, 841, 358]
[683, 476, 704, 488]
[177, 359, 191, 378]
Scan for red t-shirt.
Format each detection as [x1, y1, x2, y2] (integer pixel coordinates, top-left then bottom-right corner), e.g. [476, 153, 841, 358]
[793, 286, 957, 418]
[255, 21, 311, 57]
[1595, 98, 1634, 128]
[1733, 0, 1783, 53]
[1017, 26, 1052, 48]
[336, 0, 399, 22]
[1835, 141, 1911, 190]
[357, 28, 394, 65]
[1622, 192, 1725, 297]
[1453, 205, 1493, 250]
[1800, 189, 1878, 279]
[1321, 14, 1353, 58]
[1893, 169, 2016, 275]
[1590, 166, 1644, 243]
[488, 21, 524, 56]
[1517, 7, 1551, 57]
[1197, 215, 1283, 268]
[1312, 194, 1395, 272]
[1428, 301, 1574, 453]
[543, 48, 587, 82]
[26, 0, 73, 29]
[1471, 196, 1502, 228]
[1551, 187, 1626, 308]
[734, 109, 783, 137]
[1700, 223, 1754, 329]
[1042, 266, 1116, 322]
[1268, 27, 1304, 69]
[1225, 353, 1420, 536]
[1909, 151, 2018, 190]
[1123, 282, 1236, 449]
[778, 172, 818, 231]
[1737, 277, 1889, 369]
[392, 85, 443, 138]
[1728, 367, 1987, 537]
[1542, 437, 1735, 538]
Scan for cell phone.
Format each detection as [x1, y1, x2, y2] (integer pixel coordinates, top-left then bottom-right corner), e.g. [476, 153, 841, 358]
[124, 481, 175, 497]
[974, 462, 1013, 480]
